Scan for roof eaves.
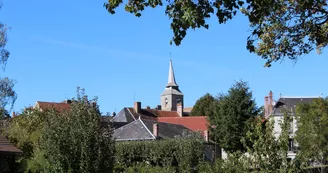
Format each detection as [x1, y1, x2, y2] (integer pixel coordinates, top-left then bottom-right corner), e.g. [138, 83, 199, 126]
[116, 137, 155, 141]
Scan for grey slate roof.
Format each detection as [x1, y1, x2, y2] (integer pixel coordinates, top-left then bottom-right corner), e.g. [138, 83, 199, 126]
[0, 135, 22, 154]
[161, 87, 183, 96]
[272, 97, 320, 115]
[142, 119, 191, 139]
[113, 118, 155, 141]
[111, 108, 136, 123]
[113, 118, 192, 141]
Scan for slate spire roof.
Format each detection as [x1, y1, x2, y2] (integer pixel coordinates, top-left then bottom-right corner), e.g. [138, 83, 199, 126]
[167, 60, 178, 87]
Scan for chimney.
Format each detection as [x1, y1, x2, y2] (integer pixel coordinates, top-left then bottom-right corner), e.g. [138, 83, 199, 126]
[134, 102, 141, 113]
[153, 123, 158, 138]
[156, 105, 161, 110]
[12, 111, 15, 117]
[264, 96, 268, 117]
[66, 100, 72, 104]
[177, 103, 183, 117]
[269, 91, 273, 115]
[203, 130, 209, 142]
[146, 106, 150, 109]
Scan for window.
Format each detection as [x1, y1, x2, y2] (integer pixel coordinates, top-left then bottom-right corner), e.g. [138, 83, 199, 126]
[288, 138, 294, 151]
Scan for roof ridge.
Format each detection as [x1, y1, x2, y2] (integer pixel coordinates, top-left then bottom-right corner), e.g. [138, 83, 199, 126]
[280, 96, 321, 98]
[157, 116, 206, 119]
[37, 101, 69, 104]
[139, 119, 156, 139]
[126, 107, 137, 121]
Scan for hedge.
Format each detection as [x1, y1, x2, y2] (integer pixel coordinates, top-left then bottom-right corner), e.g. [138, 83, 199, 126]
[114, 137, 204, 172]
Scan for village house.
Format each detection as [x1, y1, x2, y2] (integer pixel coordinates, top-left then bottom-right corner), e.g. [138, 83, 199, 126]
[264, 91, 322, 159]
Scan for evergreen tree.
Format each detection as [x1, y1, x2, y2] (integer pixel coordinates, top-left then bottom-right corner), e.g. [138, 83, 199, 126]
[190, 93, 216, 116]
[209, 80, 259, 153]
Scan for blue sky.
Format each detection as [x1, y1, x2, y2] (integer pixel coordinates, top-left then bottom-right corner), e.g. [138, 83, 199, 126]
[2, 0, 328, 114]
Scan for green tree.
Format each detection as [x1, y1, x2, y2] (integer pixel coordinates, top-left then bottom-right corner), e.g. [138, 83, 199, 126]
[295, 98, 328, 173]
[241, 114, 299, 173]
[6, 109, 49, 172]
[104, 0, 328, 67]
[0, 1, 16, 113]
[37, 88, 115, 173]
[209, 80, 259, 153]
[190, 93, 216, 116]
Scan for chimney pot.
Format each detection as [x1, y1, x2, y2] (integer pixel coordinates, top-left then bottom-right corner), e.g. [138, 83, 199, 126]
[153, 123, 158, 138]
[134, 102, 141, 113]
[268, 91, 273, 116]
[264, 96, 269, 117]
[12, 111, 15, 117]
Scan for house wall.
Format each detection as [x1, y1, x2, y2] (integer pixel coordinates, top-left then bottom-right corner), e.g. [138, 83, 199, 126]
[272, 114, 298, 159]
[272, 115, 298, 138]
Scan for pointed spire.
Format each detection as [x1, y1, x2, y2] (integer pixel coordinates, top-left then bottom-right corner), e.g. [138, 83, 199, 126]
[167, 60, 178, 87]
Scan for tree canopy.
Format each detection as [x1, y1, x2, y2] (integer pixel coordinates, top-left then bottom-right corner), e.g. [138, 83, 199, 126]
[7, 88, 115, 173]
[295, 97, 328, 172]
[104, 0, 328, 67]
[190, 93, 216, 116]
[209, 80, 259, 153]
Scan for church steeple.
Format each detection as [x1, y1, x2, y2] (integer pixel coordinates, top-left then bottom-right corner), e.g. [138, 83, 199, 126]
[167, 60, 178, 87]
[161, 60, 184, 112]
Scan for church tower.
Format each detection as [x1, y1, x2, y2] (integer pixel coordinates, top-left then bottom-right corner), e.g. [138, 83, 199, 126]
[161, 60, 184, 111]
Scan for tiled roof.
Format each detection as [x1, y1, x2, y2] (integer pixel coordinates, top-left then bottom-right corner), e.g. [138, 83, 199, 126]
[157, 116, 209, 132]
[145, 109, 180, 117]
[183, 107, 193, 113]
[36, 101, 70, 112]
[128, 108, 180, 118]
[0, 135, 22, 154]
